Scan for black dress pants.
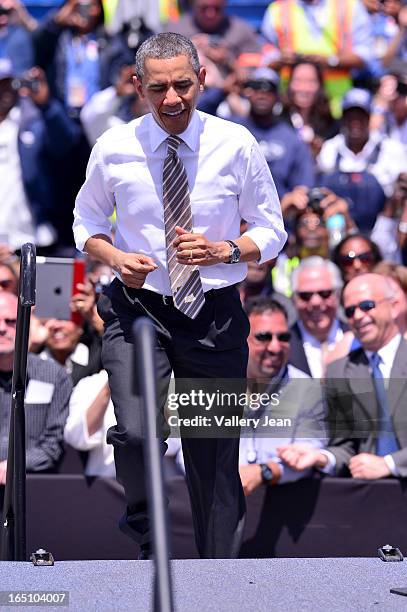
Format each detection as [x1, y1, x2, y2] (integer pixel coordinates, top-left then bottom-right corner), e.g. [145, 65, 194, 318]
[97, 278, 249, 558]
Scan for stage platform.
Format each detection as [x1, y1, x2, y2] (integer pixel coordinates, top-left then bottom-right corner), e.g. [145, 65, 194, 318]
[1, 558, 407, 611]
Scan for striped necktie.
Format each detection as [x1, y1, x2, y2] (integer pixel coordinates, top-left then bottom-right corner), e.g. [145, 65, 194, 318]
[163, 135, 205, 319]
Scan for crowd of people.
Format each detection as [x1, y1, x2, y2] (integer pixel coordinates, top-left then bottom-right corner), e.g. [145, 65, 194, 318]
[1, 0, 407, 554]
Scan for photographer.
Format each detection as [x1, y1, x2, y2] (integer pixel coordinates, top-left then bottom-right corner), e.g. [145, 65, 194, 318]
[0, 60, 80, 255]
[272, 188, 356, 297]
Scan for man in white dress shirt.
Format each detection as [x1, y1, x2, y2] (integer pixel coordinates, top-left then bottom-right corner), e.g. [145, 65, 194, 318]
[73, 32, 286, 559]
[278, 273, 407, 480]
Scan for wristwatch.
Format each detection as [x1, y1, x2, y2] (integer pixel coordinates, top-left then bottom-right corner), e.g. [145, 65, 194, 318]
[260, 463, 274, 484]
[225, 240, 241, 264]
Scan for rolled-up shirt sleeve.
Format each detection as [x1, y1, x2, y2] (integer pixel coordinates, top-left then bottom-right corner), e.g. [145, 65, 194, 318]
[73, 141, 116, 252]
[239, 141, 287, 264]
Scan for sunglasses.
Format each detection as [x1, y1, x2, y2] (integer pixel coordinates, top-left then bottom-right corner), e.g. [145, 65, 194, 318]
[0, 279, 14, 289]
[254, 331, 291, 343]
[344, 298, 389, 319]
[339, 250, 374, 267]
[296, 290, 334, 302]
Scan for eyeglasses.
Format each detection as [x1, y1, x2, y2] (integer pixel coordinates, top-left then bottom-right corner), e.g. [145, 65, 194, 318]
[339, 250, 375, 268]
[344, 298, 389, 319]
[254, 331, 291, 343]
[0, 279, 14, 289]
[296, 290, 334, 302]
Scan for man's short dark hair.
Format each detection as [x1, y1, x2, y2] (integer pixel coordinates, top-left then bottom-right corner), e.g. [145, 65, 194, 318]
[135, 32, 201, 80]
[244, 296, 288, 321]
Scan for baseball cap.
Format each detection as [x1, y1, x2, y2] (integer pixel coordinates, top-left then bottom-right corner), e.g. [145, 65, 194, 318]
[342, 88, 372, 114]
[250, 67, 280, 87]
[0, 58, 14, 81]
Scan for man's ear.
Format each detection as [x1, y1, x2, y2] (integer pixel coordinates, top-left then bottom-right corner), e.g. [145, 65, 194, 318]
[133, 76, 144, 98]
[198, 67, 206, 92]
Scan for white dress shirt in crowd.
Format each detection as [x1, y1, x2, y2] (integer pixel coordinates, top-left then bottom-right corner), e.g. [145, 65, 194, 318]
[73, 110, 287, 296]
[239, 364, 326, 484]
[317, 131, 407, 197]
[0, 106, 36, 250]
[298, 319, 344, 379]
[64, 370, 116, 477]
[321, 333, 402, 476]
[80, 86, 125, 146]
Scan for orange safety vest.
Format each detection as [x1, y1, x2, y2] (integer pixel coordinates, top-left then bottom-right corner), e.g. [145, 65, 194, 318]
[268, 0, 355, 115]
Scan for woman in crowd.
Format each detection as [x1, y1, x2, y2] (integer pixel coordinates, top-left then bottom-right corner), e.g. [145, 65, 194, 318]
[332, 233, 382, 284]
[282, 60, 339, 158]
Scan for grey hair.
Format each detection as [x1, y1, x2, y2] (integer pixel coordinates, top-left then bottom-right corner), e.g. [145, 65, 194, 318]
[291, 256, 344, 293]
[135, 32, 201, 80]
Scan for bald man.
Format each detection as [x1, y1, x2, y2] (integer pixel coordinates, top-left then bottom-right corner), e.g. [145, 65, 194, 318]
[0, 292, 72, 485]
[278, 273, 407, 480]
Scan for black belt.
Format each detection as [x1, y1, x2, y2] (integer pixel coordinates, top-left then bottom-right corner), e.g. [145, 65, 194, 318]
[120, 281, 237, 306]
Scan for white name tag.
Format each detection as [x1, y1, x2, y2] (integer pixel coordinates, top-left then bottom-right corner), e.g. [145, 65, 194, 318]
[25, 380, 55, 404]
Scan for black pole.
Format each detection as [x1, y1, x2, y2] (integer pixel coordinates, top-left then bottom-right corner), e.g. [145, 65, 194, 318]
[133, 318, 173, 612]
[1, 243, 36, 561]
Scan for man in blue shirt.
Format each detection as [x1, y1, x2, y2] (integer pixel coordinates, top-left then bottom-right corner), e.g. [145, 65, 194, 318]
[229, 68, 315, 198]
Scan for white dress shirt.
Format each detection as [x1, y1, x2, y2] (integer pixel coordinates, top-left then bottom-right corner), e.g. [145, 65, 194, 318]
[64, 370, 116, 477]
[73, 110, 287, 295]
[298, 319, 344, 379]
[317, 131, 407, 197]
[0, 106, 36, 250]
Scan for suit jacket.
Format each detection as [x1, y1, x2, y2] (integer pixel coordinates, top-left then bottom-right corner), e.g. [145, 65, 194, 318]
[288, 320, 348, 377]
[324, 338, 407, 477]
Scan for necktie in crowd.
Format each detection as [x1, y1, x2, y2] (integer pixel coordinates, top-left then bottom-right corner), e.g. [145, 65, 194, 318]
[163, 135, 205, 319]
[369, 352, 399, 456]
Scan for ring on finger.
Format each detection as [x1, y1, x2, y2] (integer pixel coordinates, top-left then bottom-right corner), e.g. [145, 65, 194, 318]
[189, 250, 193, 260]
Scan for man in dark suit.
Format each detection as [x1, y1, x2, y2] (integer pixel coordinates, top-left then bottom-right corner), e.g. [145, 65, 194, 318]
[278, 273, 407, 479]
[289, 256, 346, 378]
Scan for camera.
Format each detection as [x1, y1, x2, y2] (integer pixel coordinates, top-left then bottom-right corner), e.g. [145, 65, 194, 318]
[307, 188, 325, 214]
[11, 76, 41, 93]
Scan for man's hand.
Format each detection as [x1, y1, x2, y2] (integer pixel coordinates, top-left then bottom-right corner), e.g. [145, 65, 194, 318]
[173, 227, 230, 266]
[54, 0, 88, 30]
[114, 252, 158, 288]
[277, 444, 328, 471]
[280, 186, 309, 217]
[239, 464, 263, 496]
[70, 281, 96, 320]
[19, 66, 50, 108]
[0, 460, 7, 485]
[349, 453, 391, 480]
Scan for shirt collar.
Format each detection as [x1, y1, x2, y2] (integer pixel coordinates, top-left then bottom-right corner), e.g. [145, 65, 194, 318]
[298, 319, 340, 347]
[149, 110, 200, 153]
[365, 333, 402, 366]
